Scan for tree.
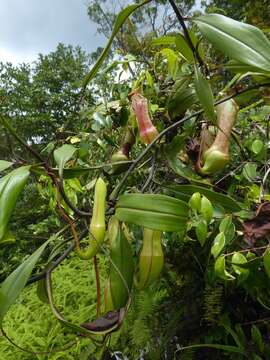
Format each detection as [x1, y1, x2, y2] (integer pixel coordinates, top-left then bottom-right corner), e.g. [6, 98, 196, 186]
[0, 44, 93, 152]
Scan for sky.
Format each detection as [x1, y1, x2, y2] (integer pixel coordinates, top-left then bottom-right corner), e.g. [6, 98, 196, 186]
[0, 0, 105, 65]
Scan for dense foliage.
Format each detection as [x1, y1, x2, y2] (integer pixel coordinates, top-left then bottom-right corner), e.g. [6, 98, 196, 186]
[1, 1, 270, 359]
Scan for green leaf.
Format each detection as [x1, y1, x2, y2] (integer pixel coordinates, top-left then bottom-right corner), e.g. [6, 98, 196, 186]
[151, 34, 193, 62]
[231, 252, 249, 281]
[195, 14, 270, 73]
[242, 163, 257, 182]
[225, 60, 266, 74]
[211, 232, 226, 258]
[251, 325, 264, 353]
[175, 35, 194, 62]
[195, 220, 208, 246]
[163, 184, 243, 212]
[109, 218, 134, 309]
[54, 144, 77, 178]
[82, 0, 150, 88]
[167, 78, 197, 119]
[251, 139, 264, 154]
[0, 237, 52, 325]
[0, 230, 16, 246]
[0, 160, 13, 172]
[115, 193, 188, 232]
[0, 166, 30, 241]
[180, 343, 246, 355]
[164, 137, 207, 185]
[200, 196, 213, 223]
[219, 215, 235, 243]
[36, 278, 49, 304]
[194, 66, 216, 122]
[215, 255, 235, 281]
[263, 248, 270, 279]
[151, 35, 176, 47]
[161, 48, 179, 79]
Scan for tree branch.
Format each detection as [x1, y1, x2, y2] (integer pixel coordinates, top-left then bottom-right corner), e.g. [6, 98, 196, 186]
[168, 0, 206, 71]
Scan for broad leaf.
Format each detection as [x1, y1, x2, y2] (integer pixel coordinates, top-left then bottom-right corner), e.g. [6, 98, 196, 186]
[263, 248, 270, 279]
[82, 0, 150, 88]
[54, 144, 77, 178]
[0, 166, 30, 241]
[242, 163, 257, 182]
[252, 139, 264, 154]
[161, 48, 179, 80]
[195, 14, 270, 73]
[167, 78, 197, 119]
[215, 255, 235, 280]
[232, 253, 249, 281]
[211, 232, 225, 258]
[115, 193, 188, 232]
[0, 237, 51, 325]
[219, 215, 235, 243]
[194, 66, 216, 122]
[0, 160, 13, 172]
[195, 220, 208, 246]
[163, 184, 242, 212]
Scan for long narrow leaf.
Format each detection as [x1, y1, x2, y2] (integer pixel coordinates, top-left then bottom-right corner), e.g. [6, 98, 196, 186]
[0, 161, 13, 172]
[194, 66, 216, 122]
[0, 166, 30, 240]
[195, 14, 270, 73]
[0, 236, 53, 325]
[82, 0, 150, 88]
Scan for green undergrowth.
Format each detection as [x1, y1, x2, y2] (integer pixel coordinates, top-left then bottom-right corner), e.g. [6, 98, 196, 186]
[0, 253, 107, 360]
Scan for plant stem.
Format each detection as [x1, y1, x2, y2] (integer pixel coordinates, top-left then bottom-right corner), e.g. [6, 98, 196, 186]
[168, 0, 206, 71]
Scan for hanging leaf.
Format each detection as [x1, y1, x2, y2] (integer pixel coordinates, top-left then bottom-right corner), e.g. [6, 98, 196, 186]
[219, 215, 235, 243]
[82, 0, 150, 88]
[175, 34, 194, 63]
[36, 278, 49, 304]
[214, 255, 235, 280]
[263, 247, 270, 279]
[0, 160, 13, 172]
[161, 48, 179, 79]
[194, 66, 216, 122]
[195, 220, 208, 246]
[231, 253, 249, 281]
[194, 14, 270, 73]
[251, 139, 264, 154]
[211, 232, 226, 258]
[54, 144, 77, 179]
[251, 325, 264, 353]
[200, 196, 213, 223]
[0, 230, 16, 246]
[0, 166, 30, 241]
[0, 237, 52, 325]
[167, 78, 197, 119]
[242, 163, 257, 182]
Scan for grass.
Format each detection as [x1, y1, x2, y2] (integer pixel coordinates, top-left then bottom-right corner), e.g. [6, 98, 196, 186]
[0, 253, 107, 360]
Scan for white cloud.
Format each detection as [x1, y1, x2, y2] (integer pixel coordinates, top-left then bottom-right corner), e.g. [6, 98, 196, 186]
[0, 47, 37, 64]
[0, 0, 105, 65]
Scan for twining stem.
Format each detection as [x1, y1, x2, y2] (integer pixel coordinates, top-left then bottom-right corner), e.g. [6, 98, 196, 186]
[93, 256, 101, 317]
[168, 0, 206, 71]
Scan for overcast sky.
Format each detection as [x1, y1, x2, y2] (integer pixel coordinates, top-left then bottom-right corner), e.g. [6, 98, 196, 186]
[0, 0, 105, 64]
